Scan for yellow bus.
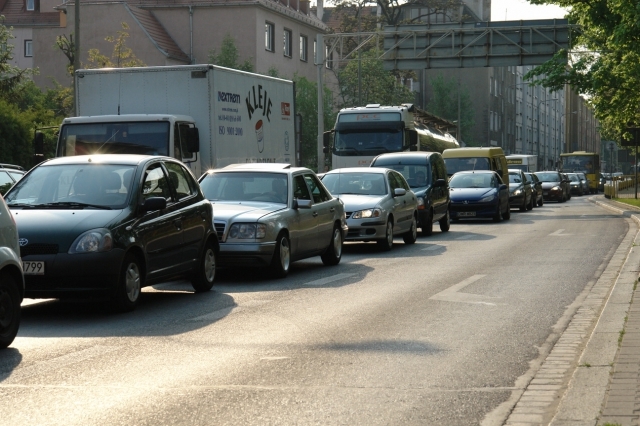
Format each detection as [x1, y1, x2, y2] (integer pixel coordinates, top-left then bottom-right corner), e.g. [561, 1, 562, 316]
[560, 151, 600, 193]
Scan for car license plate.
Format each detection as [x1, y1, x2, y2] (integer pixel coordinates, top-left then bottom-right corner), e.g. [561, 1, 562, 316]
[458, 212, 476, 217]
[22, 261, 45, 275]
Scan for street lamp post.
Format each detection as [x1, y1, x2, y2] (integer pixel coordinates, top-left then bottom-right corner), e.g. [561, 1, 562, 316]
[536, 98, 558, 170]
[609, 142, 615, 180]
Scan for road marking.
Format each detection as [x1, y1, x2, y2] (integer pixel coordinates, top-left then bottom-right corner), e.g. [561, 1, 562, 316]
[456, 234, 477, 240]
[260, 356, 290, 361]
[302, 273, 357, 286]
[422, 244, 447, 251]
[549, 229, 570, 236]
[429, 274, 502, 306]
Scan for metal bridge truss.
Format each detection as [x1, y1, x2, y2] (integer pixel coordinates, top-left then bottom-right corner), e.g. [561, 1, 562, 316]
[323, 19, 573, 71]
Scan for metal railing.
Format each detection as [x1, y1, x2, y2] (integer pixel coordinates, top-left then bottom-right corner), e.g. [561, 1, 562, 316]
[604, 175, 640, 199]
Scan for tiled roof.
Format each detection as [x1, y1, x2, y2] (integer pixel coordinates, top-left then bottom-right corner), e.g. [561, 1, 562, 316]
[0, 0, 59, 25]
[126, 4, 190, 62]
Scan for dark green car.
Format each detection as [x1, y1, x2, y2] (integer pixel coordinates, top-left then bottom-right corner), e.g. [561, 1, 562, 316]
[4, 155, 218, 311]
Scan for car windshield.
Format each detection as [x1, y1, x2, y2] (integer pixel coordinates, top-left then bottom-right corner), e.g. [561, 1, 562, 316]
[508, 173, 522, 184]
[449, 173, 494, 188]
[569, 174, 580, 182]
[199, 172, 288, 204]
[322, 172, 387, 195]
[371, 160, 429, 188]
[5, 163, 135, 208]
[535, 173, 559, 182]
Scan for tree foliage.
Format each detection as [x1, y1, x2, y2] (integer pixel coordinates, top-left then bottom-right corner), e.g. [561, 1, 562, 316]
[87, 22, 145, 68]
[0, 16, 36, 104]
[336, 50, 414, 107]
[208, 34, 254, 72]
[427, 74, 475, 145]
[525, 0, 640, 140]
[295, 76, 336, 170]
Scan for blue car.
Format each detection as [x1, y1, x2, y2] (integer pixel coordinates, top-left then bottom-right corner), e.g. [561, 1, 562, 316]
[449, 171, 510, 222]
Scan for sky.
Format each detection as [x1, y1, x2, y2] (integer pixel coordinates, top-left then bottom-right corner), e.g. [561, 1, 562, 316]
[491, 0, 569, 21]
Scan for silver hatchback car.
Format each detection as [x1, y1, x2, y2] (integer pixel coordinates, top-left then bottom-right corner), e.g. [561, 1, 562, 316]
[198, 164, 348, 278]
[0, 194, 24, 349]
[321, 167, 419, 251]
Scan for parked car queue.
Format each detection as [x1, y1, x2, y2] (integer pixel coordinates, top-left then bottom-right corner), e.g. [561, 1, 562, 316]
[0, 154, 584, 349]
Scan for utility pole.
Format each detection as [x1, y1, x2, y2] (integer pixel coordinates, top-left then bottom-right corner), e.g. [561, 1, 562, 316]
[73, 0, 80, 116]
[317, 34, 324, 173]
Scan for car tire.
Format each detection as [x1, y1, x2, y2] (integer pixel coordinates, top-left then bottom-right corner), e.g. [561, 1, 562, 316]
[378, 219, 394, 251]
[503, 202, 511, 220]
[519, 197, 527, 212]
[269, 232, 291, 278]
[321, 225, 343, 266]
[538, 196, 544, 207]
[439, 210, 451, 232]
[112, 253, 143, 312]
[421, 210, 433, 236]
[403, 216, 418, 244]
[0, 272, 20, 349]
[191, 240, 216, 292]
[526, 195, 534, 210]
[493, 202, 503, 222]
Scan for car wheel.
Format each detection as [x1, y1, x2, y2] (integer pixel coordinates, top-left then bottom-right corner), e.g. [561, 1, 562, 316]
[538, 196, 544, 207]
[493, 202, 503, 222]
[439, 210, 451, 232]
[269, 232, 291, 278]
[421, 210, 433, 236]
[0, 272, 20, 349]
[403, 216, 418, 244]
[526, 195, 534, 210]
[321, 225, 343, 266]
[503, 202, 511, 220]
[112, 253, 143, 312]
[519, 197, 527, 212]
[191, 240, 216, 292]
[377, 219, 394, 251]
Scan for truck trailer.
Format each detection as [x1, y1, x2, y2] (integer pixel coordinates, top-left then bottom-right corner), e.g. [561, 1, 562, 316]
[50, 65, 297, 177]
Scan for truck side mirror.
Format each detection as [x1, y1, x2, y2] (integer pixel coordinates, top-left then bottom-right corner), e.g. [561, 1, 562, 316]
[34, 131, 44, 155]
[323, 131, 333, 148]
[409, 130, 418, 147]
[187, 128, 200, 153]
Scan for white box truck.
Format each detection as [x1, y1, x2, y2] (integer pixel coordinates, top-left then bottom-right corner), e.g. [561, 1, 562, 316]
[506, 154, 538, 172]
[49, 65, 297, 177]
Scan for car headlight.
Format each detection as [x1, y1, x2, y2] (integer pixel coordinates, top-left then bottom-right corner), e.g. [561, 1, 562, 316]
[479, 195, 496, 203]
[416, 197, 425, 209]
[69, 228, 113, 254]
[511, 189, 522, 196]
[228, 223, 267, 239]
[351, 208, 382, 219]
[551, 186, 560, 191]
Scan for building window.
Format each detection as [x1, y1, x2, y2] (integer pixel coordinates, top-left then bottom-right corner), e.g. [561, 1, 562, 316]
[24, 40, 32, 57]
[325, 46, 333, 69]
[313, 40, 317, 64]
[300, 35, 308, 62]
[26, 0, 34, 10]
[265, 22, 275, 52]
[283, 29, 292, 57]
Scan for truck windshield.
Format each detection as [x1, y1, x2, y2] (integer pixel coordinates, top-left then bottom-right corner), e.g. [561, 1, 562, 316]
[57, 122, 170, 156]
[334, 130, 403, 156]
[443, 157, 491, 176]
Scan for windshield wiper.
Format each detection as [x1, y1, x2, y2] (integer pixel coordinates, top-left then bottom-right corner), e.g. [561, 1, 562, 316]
[40, 202, 112, 210]
[6, 202, 35, 208]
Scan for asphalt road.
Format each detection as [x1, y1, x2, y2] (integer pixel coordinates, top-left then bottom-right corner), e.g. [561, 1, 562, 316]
[0, 196, 628, 425]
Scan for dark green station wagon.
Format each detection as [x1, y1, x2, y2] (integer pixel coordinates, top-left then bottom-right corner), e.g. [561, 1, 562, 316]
[4, 155, 218, 311]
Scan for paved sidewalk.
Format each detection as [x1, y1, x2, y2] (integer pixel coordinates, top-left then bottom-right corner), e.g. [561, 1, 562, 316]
[502, 195, 640, 426]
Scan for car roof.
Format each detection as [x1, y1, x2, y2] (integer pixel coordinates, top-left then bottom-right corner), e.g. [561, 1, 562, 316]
[204, 163, 310, 175]
[0, 164, 25, 171]
[326, 167, 388, 174]
[38, 154, 171, 166]
[372, 152, 438, 162]
[451, 170, 495, 175]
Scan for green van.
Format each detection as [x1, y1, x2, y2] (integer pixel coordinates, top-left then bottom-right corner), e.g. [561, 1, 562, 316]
[442, 147, 509, 187]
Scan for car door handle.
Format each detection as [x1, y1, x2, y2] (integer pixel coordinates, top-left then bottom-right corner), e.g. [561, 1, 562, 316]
[313, 212, 318, 217]
[173, 219, 182, 229]
[329, 207, 335, 212]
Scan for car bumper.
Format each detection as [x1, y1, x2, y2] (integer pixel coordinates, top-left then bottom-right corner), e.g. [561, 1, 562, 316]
[344, 218, 386, 241]
[508, 194, 525, 205]
[542, 189, 563, 201]
[22, 249, 125, 299]
[449, 202, 498, 219]
[218, 241, 276, 267]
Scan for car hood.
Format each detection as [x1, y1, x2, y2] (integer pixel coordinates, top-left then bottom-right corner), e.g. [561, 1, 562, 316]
[540, 182, 561, 189]
[334, 194, 385, 211]
[211, 202, 286, 222]
[449, 188, 495, 201]
[12, 209, 127, 251]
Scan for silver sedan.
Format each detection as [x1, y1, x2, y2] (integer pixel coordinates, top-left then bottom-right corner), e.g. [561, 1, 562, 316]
[198, 164, 348, 278]
[321, 167, 418, 251]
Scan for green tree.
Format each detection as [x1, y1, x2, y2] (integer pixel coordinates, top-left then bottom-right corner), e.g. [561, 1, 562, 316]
[208, 34, 254, 72]
[87, 22, 145, 68]
[336, 50, 413, 108]
[524, 0, 640, 140]
[294, 76, 336, 170]
[0, 16, 36, 103]
[427, 74, 475, 145]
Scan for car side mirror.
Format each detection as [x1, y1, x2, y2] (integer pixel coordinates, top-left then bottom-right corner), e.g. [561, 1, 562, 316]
[293, 198, 312, 209]
[499, 184, 507, 190]
[393, 188, 406, 197]
[141, 197, 166, 214]
[433, 179, 446, 188]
